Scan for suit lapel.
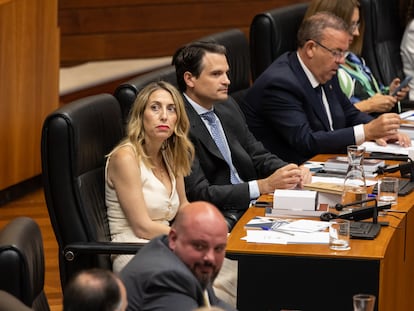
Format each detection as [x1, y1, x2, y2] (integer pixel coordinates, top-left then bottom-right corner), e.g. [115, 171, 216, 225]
[290, 53, 332, 131]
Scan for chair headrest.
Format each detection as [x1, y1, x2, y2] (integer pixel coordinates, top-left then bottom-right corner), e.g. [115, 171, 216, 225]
[250, 3, 308, 81]
[114, 66, 177, 125]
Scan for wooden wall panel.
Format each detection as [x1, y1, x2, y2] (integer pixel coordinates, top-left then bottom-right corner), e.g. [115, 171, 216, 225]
[0, 0, 59, 190]
[59, 0, 308, 65]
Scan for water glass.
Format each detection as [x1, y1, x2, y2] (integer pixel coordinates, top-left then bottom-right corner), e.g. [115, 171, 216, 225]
[329, 219, 351, 251]
[353, 294, 375, 311]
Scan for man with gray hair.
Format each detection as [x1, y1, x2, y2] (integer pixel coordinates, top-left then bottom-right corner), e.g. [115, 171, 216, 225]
[242, 11, 410, 164]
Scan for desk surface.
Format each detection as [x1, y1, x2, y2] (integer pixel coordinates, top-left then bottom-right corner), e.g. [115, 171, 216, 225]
[226, 154, 413, 311]
[227, 206, 403, 260]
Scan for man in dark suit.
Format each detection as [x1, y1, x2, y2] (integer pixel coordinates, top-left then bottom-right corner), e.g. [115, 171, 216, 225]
[172, 41, 312, 229]
[120, 201, 237, 311]
[242, 11, 410, 165]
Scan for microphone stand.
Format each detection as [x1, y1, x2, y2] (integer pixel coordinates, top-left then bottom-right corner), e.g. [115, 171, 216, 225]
[335, 197, 390, 224]
[376, 158, 414, 181]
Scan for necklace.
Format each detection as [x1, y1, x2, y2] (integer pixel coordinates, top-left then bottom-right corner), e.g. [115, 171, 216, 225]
[152, 157, 167, 180]
[153, 166, 166, 179]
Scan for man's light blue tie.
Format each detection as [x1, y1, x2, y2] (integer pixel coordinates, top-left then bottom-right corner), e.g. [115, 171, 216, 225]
[201, 110, 239, 184]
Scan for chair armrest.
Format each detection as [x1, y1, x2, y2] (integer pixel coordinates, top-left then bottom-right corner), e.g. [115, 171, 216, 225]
[63, 241, 146, 262]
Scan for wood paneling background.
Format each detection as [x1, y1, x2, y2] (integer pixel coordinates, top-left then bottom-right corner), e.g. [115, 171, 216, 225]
[59, 0, 308, 66]
[0, 0, 59, 191]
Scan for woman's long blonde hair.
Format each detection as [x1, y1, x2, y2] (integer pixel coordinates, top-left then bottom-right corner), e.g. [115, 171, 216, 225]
[114, 81, 194, 176]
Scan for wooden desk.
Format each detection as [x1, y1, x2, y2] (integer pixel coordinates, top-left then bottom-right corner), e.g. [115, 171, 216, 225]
[226, 155, 414, 311]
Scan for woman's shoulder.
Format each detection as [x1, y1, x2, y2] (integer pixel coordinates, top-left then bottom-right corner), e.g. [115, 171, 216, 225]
[109, 143, 140, 167]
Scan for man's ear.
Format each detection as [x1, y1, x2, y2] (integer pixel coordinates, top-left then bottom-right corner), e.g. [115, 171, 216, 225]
[305, 40, 316, 59]
[168, 228, 177, 250]
[183, 71, 195, 88]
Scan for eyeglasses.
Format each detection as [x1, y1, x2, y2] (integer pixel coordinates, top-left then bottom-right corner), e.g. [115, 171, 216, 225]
[311, 39, 350, 61]
[349, 21, 360, 33]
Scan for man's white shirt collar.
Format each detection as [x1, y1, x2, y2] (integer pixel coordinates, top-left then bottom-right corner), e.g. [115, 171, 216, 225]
[183, 93, 211, 115]
[297, 51, 320, 88]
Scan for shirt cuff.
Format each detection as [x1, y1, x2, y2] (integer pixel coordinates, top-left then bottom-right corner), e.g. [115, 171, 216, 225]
[248, 180, 260, 200]
[354, 124, 365, 145]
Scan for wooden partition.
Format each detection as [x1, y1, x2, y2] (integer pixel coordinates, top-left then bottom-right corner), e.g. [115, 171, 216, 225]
[59, 0, 308, 66]
[0, 0, 59, 191]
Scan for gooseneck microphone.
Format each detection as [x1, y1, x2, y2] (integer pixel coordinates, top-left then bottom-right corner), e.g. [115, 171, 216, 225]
[334, 197, 377, 211]
[376, 158, 414, 181]
[334, 197, 380, 224]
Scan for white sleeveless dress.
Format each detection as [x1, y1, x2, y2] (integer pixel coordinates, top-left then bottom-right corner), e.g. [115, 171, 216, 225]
[105, 147, 179, 273]
[105, 144, 237, 307]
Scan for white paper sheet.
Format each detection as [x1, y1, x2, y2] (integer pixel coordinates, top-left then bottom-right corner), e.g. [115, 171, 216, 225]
[243, 230, 329, 244]
[361, 141, 414, 155]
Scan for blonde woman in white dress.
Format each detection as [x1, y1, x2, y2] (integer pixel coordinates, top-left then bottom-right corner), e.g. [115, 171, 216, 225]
[105, 81, 194, 273]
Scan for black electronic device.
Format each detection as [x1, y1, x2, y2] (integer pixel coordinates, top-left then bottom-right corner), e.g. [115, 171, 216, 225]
[320, 205, 379, 222]
[336, 205, 380, 221]
[372, 178, 414, 196]
[320, 197, 387, 239]
[366, 153, 408, 161]
[333, 197, 380, 222]
[320, 212, 383, 239]
[348, 222, 382, 240]
[391, 75, 412, 96]
[376, 160, 414, 181]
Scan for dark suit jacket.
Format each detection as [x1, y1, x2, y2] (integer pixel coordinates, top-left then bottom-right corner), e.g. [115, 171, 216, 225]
[120, 235, 236, 311]
[242, 52, 373, 165]
[184, 97, 287, 215]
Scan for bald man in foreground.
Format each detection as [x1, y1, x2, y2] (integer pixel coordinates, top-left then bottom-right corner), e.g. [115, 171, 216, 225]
[120, 201, 237, 311]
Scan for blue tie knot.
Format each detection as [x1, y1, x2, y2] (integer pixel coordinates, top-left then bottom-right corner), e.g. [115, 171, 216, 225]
[201, 110, 216, 124]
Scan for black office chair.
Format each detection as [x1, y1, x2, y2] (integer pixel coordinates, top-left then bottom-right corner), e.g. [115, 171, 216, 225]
[114, 28, 251, 124]
[0, 217, 49, 311]
[360, 0, 414, 110]
[41, 94, 143, 290]
[0, 290, 33, 311]
[197, 28, 251, 104]
[114, 65, 177, 127]
[361, 0, 405, 86]
[249, 3, 308, 81]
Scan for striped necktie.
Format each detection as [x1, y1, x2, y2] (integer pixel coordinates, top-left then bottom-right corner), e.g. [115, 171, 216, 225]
[201, 110, 239, 184]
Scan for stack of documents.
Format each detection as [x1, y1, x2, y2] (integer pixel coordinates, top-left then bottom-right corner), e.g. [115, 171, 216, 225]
[361, 140, 414, 155]
[303, 176, 377, 208]
[243, 218, 330, 244]
[399, 110, 414, 139]
[323, 156, 384, 177]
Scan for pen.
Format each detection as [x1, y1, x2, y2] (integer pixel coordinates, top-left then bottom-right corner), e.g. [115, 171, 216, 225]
[261, 226, 295, 236]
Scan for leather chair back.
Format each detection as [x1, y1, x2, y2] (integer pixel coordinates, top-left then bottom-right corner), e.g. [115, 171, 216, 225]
[249, 3, 308, 81]
[0, 217, 49, 311]
[114, 66, 177, 127]
[197, 28, 251, 103]
[361, 0, 405, 85]
[114, 29, 251, 123]
[41, 94, 124, 287]
[0, 290, 33, 311]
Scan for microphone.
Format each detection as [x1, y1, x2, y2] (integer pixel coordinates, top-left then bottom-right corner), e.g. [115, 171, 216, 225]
[334, 197, 377, 211]
[322, 198, 390, 224]
[376, 159, 414, 181]
[335, 197, 392, 224]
